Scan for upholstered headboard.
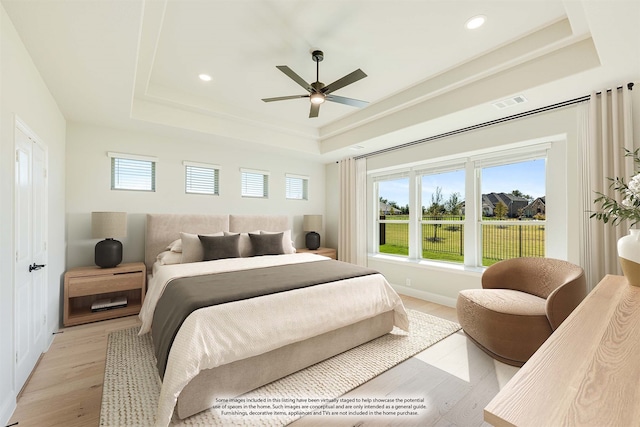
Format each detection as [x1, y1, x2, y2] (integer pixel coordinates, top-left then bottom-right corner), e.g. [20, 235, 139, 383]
[144, 214, 290, 270]
[229, 215, 289, 233]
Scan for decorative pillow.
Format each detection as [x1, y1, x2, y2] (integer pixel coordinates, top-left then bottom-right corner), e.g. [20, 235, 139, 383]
[156, 250, 182, 265]
[165, 239, 182, 253]
[180, 231, 224, 263]
[260, 230, 296, 254]
[198, 234, 241, 261]
[224, 231, 259, 257]
[249, 232, 284, 256]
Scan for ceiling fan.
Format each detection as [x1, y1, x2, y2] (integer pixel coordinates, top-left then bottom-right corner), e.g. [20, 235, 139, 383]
[262, 50, 368, 118]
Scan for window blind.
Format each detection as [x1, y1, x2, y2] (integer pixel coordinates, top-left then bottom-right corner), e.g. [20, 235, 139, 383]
[185, 162, 219, 195]
[110, 155, 156, 191]
[285, 174, 308, 200]
[241, 168, 269, 198]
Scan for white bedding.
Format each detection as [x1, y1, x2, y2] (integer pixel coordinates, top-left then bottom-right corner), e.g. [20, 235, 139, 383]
[140, 253, 409, 427]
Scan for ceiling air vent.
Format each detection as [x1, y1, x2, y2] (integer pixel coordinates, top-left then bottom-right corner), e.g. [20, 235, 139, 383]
[492, 95, 528, 110]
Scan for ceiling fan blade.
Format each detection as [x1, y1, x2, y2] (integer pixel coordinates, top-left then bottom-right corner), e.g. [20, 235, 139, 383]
[309, 103, 320, 118]
[326, 95, 369, 108]
[276, 66, 313, 93]
[322, 69, 367, 95]
[262, 94, 309, 102]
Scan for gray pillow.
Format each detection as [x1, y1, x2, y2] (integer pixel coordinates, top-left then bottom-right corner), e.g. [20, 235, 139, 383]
[198, 234, 241, 261]
[249, 232, 284, 256]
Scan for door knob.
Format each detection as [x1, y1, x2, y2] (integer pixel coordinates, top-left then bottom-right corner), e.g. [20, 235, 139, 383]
[29, 263, 46, 272]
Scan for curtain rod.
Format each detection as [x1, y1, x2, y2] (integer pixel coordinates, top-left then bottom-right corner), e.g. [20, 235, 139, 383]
[354, 82, 634, 160]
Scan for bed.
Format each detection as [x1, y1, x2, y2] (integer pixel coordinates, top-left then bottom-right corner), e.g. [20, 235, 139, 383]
[139, 214, 409, 426]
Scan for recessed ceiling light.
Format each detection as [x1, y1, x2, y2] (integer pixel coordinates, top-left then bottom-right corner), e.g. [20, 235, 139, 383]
[350, 145, 364, 151]
[465, 15, 486, 30]
[198, 74, 212, 82]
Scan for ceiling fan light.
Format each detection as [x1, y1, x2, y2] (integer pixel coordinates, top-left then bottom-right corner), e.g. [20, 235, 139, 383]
[310, 93, 325, 104]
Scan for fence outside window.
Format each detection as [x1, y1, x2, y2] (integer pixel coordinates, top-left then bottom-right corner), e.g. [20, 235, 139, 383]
[379, 214, 545, 265]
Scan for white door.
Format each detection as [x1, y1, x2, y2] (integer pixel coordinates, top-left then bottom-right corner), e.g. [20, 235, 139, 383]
[14, 120, 48, 392]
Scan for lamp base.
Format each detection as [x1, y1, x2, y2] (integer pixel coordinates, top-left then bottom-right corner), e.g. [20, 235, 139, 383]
[305, 232, 320, 250]
[95, 238, 123, 268]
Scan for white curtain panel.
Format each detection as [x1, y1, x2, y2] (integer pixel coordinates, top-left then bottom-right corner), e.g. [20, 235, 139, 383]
[579, 85, 635, 289]
[338, 157, 367, 265]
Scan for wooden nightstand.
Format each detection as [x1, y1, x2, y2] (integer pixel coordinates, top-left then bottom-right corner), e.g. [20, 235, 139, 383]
[63, 262, 146, 326]
[297, 247, 337, 259]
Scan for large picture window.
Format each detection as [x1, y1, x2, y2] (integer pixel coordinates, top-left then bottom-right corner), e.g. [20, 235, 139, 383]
[373, 145, 547, 268]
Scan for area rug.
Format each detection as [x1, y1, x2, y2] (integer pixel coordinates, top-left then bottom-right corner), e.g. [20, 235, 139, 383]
[100, 310, 460, 426]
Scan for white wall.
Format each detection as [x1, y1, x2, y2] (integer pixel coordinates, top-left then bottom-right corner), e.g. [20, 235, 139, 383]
[0, 4, 66, 424]
[327, 105, 589, 304]
[65, 122, 327, 268]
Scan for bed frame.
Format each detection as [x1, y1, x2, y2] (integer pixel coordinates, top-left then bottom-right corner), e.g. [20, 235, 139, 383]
[144, 214, 394, 419]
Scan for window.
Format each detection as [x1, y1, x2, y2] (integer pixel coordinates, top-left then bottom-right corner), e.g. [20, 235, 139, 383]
[109, 152, 156, 191]
[184, 161, 219, 195]
[285, 174, 309, 200]
[376, 175, 410, 256]
[479, 158, 546, 266]
[419, 168, 465, 263]
[241, 168, 269, 198]
[372, 145, 548, 268]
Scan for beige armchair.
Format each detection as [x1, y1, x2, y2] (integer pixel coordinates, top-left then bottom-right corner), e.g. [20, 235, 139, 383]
[456, 257, 587, 366]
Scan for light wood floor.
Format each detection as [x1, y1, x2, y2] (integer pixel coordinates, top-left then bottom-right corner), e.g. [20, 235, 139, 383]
[8, 295, 518, 427]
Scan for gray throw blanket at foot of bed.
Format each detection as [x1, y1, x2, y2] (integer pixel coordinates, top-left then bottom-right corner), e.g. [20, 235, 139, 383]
[152, 259, 380, 377]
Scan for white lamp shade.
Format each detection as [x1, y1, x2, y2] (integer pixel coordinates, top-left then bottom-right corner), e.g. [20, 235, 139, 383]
[303, 214, 323, 232]
[91, 212, 127, 239]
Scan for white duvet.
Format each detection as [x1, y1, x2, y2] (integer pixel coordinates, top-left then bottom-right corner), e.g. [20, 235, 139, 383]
[139, 253, 409, 427]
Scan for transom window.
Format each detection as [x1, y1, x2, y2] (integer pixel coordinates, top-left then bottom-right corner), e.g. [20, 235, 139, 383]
[285, 174, 309, 200]
[109, 152, 157, 192]
[184, 161, 219, 195]
[241, 168, 269, 198]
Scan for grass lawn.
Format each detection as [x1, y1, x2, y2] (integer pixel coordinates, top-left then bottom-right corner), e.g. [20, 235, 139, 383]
[379, 218, 545, 266]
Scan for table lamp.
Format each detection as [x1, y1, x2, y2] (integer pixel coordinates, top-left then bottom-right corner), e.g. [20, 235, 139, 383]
[92, 211, 127, 268]
[303, 214, 322, 250]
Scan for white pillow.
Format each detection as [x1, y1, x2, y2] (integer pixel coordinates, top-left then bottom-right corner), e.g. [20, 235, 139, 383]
[224, 231, 260, 257]
[180, 231, 224, 263]
[156, 250, 182, 265]
[261, 230, 296, 254]
[165, 239, 182, 253]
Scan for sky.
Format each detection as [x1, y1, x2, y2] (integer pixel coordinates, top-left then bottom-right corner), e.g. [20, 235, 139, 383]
[379, 158, 546, 208]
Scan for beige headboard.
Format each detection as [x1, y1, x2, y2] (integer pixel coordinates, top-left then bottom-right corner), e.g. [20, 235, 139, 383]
[144, 214, 290, 271]
[145, 214, 229, 270]
[229, 215, 289, 233]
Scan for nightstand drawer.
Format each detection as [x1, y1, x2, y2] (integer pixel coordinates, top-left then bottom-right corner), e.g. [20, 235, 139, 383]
[68, 272, 144, 297]
[63, 262, 146, 327]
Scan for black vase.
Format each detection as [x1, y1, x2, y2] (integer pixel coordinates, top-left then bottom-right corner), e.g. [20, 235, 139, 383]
[95, 238, 123, 268]
[305, 232, 320, 250]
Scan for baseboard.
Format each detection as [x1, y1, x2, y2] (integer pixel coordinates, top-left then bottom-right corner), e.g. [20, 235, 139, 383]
[0, 392, 16, 427]
[391, 283, 457, 308]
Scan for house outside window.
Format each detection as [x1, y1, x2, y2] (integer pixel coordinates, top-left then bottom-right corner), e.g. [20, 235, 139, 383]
[109, 152, 157, 192]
